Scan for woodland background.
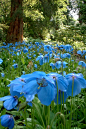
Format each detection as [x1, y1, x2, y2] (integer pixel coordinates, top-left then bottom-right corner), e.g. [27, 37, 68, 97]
[0, 0, 86, 49]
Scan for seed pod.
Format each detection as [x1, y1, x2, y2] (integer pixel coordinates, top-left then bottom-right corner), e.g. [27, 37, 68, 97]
[60, 113, 65, 125]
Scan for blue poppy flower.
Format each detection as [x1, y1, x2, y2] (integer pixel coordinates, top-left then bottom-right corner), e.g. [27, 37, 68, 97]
[34, 64, 37, 69]
[36, 55, 44, 65]
[55, 61, 61, 69]
[50, 62, 55, 69]
[66, 53, 71, 58]
[22, 73, 55, 106]
[12, 63, 18, 68]
[1, 73, 5, 77]
[77, 50, 83, 56]
[0, 114, 14, 129]
[44, 54, 49, 63]
[47, 73, 68, 92]
[8, 78, 26, 95]
[61, 53, 66, 59]
[58, 45, 65, 50]
[3, 42, 6, 45]
[0, 96, 18, 110]
[65, 73, 86, 96]
[78, 61, 86, 67]
[64, 44, 72, 52]
[85, 55, 86, 59]
[44, 45, 52, 52]
[83, 50, 86, 55]
[22, 79, 41, 96]
[37, 76, 56, 105]
[23, 48, 28, 53]
[35, 42, 39, 46]
[0, 58, 3, 64]
[62, 61, 68, 68]
[49, 51, 53, 58]
[20, 71, 46, 83]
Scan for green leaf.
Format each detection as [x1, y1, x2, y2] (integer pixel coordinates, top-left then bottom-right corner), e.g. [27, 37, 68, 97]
[21, 58, 25, 65]
[19, 102, 27, 111]
[6, 111, 20, 116]
[0, 101, 3, 107]
[1, 109, 6, 116]
[14, 125, 26, 129]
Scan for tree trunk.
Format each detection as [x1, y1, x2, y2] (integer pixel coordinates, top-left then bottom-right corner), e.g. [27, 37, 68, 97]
[6, 0, 23, 44]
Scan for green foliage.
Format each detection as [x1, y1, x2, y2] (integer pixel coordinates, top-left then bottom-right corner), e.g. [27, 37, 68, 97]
[77, 0, 86, 24]
[0, 0, 11, 42]
[53, 24, 86, 49]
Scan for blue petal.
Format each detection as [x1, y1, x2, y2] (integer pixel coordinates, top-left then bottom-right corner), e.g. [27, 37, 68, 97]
[67, 79, 81, 96]
[1, 115, 14, 129]
[54, 91, 68, 104]
[10, 85, 23, 97]
[4, 97, 18, 110]
[38, 84, 55, 106]
[57, 76, 68, 91]
[23, 80, 39, 95]
[0, 96, 12, 101]
[27, 102, 32, 107]
[24, 94, 34, 102]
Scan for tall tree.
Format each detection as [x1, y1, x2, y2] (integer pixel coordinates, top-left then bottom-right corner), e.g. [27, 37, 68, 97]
[6, 0, 23, 43]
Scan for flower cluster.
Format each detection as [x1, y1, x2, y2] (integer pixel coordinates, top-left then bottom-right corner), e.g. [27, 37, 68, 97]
[0, 71, 86, 128]
[0, 71, 86, 108]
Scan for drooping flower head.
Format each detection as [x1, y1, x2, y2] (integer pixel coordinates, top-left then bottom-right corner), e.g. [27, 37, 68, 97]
[64, 44, 72, 52]
[50, 62, 55, 69]
[37, 76, 56, 106]
[78, 61, 86, 67]
[47, 73, 68, 104]
[23, 47, 28, 53]
[0, 95, 18, 110]
[0, 114, 14, 129]
[36, 55, 44, 65]
[12, 63, 18, 68]
[44, 45, 52, 52]
[47, 72, 68, 92]
[77, 50, 83, 56]
[44, 53, 49, 63]
[65, 73, 86, 97]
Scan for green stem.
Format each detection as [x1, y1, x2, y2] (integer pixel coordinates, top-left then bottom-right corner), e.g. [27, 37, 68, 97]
[50, 112, 61, 129]
[31, 105, 34, 129]
[70, 76, 74, 128]
[51, 101, 54, 111]
[24, 107, 28, 129]
[55, 78, 59, 112]
[47, 105, 50, 125]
